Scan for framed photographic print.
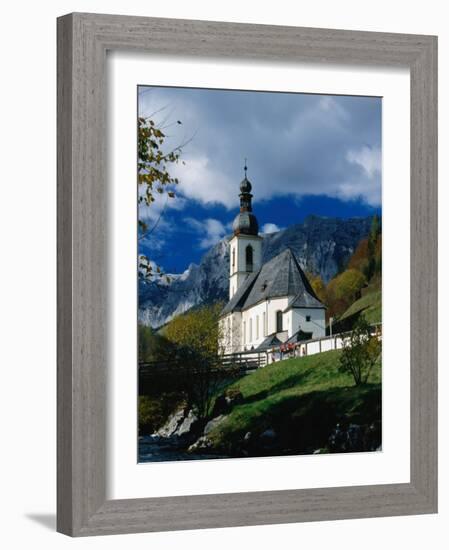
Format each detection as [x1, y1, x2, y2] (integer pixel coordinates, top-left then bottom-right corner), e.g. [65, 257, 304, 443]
[57, 13, 438, 536]
[136, 85, 383, 463]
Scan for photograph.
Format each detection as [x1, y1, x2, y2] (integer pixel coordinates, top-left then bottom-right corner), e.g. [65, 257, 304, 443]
[137, 85, 382, 463]
[0, 2, 440, 543]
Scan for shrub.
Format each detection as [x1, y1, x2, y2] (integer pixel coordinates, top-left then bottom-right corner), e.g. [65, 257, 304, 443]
[138, 324, 178, 363]
[339, 316, 381, 385]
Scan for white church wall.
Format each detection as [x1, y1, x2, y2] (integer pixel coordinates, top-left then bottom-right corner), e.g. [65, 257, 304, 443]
[266, 297, 289, 336]
[290, 307, 326, 339]
[241, 297, 289, 350]
[320, 338, 334, 352]
[284, 310, 293, 338]
[241, 301, 266, 350]
[219, 311, 242, 354]
[229, 272, 249, 299]
[229, 234, 262, 299]
[218, 315, 229, 353]
[307, 340, 321, 355]
[231, 234, 262, 275]
[230, 312, 242, 353]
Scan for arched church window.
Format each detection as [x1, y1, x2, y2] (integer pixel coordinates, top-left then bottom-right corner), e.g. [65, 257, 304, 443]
[246, 245, 253, 272]
[276, 310, 283, 332]
[232, 248, 235, 271]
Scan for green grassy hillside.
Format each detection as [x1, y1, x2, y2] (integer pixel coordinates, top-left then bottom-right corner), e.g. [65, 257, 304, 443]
[339, 289, 381, 325]
[206, 349, 381, 456]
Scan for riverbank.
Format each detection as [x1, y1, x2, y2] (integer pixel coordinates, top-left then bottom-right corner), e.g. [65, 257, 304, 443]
[138, 349, 381, 462]
[139, 435, 229, 462]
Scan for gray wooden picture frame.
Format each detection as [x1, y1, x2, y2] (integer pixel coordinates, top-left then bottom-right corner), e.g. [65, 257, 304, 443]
[57, 12, 438, 537]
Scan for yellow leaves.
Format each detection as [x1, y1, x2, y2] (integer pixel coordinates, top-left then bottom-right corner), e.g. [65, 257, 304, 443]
[366, 333, 381, 362]
[308, 273, 327, 303]
[347, 238, 370, 272]
[326, 268, 367, 318]
[165, 303, 223, 358]
[327, 269, 366, 302]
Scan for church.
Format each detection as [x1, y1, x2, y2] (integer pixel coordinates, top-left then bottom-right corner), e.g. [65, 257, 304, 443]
[219, 167, 326, 354]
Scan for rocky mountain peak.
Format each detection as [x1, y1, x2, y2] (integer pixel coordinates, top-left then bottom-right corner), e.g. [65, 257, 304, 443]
[139, 216, 373, 328]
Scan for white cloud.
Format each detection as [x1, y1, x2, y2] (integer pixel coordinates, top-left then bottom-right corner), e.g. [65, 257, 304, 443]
[335, 179, 381, 207]
[138, 87, 382, 210]
[346, 146, 381, 178]
[138, 192, 188, 253]
[185, 217, 228, 249]
[261, 223, 283, 234]
[338, 146, 382, 206]
[318, 96, 349, 121]
[138, 192, 187, 224]
[171, 155, 236, 207]
[319, 96, 333, 111]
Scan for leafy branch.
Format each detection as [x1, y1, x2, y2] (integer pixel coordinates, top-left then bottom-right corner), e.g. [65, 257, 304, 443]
[138, 114, 188, 285]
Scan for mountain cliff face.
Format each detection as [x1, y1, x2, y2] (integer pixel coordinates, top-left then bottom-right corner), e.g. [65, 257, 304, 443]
[138, 215, 373, 328]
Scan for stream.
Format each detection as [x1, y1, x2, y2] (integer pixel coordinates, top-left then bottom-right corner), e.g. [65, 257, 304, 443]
[138, 435, 229, 462]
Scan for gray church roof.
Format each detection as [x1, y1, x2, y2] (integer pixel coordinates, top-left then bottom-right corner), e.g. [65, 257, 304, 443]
[285, 329, 314, 344]
[221, 248, 325, 316]
[256, 333, 283, 350]
[283, 289, 324, 311]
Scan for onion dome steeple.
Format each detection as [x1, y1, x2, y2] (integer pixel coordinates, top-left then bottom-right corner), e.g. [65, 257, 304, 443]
[232, 160, 259, 236]
[240, 161, 252, 194]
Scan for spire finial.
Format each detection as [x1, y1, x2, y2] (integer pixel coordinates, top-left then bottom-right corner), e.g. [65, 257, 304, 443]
[244, 157, 247, 177]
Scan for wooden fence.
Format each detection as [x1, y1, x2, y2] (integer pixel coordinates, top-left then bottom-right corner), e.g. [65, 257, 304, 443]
[139, 323, 381, 378]
[139, 349, 267, 379]
[273, 322, 382, 362]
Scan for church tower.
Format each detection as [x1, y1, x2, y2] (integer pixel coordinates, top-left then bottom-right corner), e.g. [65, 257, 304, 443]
[228, 163, 263, 299]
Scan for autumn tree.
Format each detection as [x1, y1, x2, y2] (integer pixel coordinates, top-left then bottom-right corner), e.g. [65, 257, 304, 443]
[347, 221, 382, 284]
[339, 315, 381, 385]
[347, 238, 370, 275]
[306, 272, 327, 304]
[165, 302, 223, 358]
[374, 233, 382, 274]
[365, 215, 382, 280]
[369, 214, 381, 244]
[324, 215, 382, 321]
[326, 268, 366, 318]
[138, 115, 184, 283]
[164, 303, 224, 419]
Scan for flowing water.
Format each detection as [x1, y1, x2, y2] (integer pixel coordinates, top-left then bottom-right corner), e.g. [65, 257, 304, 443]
[138, 435, 228, 462]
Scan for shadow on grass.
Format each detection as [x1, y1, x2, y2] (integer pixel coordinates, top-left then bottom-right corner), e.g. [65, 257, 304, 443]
[240, 367, 318, 405]
[271, 384, 381, 450]
[214, 383, 381, 456]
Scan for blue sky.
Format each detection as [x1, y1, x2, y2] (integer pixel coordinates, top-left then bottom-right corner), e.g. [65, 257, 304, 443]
[138, 86, 381, 274]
